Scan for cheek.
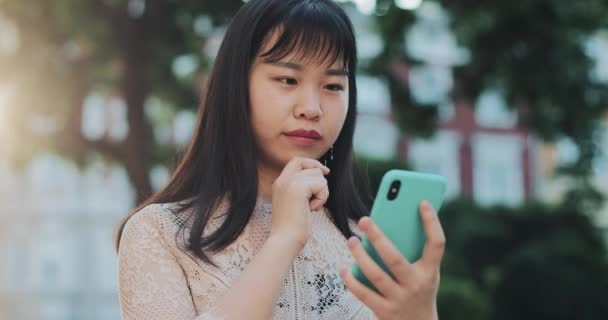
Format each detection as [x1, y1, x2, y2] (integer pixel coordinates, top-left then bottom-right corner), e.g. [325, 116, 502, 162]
[249, 81, 290, 138]
[324, 97, 349, 137]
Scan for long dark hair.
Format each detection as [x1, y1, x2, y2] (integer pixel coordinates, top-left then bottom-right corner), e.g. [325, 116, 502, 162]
[115, 0, 372, 266]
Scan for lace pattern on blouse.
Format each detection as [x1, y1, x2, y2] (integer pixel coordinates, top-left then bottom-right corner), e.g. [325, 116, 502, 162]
[118, 200, 375, 320]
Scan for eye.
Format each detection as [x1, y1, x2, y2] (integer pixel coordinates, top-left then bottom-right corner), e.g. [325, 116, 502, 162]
[325, 84, 344, 92]
[277, 77, 298, 86]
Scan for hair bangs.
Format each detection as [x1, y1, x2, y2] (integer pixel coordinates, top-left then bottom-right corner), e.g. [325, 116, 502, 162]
[258, 1, 355, 72]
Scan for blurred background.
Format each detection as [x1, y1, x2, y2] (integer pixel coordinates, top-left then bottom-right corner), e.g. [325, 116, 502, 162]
[1, 0, 608, 319]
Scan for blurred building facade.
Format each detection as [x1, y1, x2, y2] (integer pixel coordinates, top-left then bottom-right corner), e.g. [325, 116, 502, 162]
[353, 2, 536, 207]
[351, 1, 608, 233]
[0, 2, 607, 320]
[0, 156, 132, 320]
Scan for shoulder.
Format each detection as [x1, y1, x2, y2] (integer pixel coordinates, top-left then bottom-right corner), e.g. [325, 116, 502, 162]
[125, 202, 179, 234]
[119, 201, 188, 250]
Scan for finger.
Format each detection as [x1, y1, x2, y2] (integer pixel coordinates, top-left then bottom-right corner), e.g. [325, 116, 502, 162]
[309, 186, 329, 211]
[358, 217, 413, 285]
[294, 168, 328, 178]
[347, 236, 401, 298]
[306, 176, 329, 211]
[340, 267, 389, 312]
[419, 201, 446, 269]
[282, 157, 330, 176]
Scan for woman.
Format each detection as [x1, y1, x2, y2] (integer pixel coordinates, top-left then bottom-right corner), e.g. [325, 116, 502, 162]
[116, 0, 445, 319]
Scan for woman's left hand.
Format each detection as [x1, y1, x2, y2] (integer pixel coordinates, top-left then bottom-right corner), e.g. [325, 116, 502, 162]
[340, 200, 445, 320]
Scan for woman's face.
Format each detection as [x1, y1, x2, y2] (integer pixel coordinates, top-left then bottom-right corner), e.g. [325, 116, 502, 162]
[249, 33, 349, 172]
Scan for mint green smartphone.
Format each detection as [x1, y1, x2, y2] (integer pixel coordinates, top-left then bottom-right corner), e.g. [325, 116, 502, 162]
[351, 169, 447, 292]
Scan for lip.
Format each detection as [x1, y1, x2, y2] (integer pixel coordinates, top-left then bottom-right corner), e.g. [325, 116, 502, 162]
[284, 129, 322, 146]
[284, 129, 322, 140]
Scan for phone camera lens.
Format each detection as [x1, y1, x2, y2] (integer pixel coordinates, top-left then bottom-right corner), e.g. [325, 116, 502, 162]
[387, 180, 401, 200]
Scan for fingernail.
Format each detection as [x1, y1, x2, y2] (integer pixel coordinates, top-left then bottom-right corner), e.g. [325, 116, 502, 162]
[422, 201, 436, 216]
[347, 236, 359, 248]
[421, 200, 430, 209]
[359, 217, 371, 230]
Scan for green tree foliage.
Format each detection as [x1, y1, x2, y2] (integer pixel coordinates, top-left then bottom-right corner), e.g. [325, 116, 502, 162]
[2, 0, 607, 204]
[439, 199, 608, 319]
[370, 0, 608, 207]
[358, 162, 608, 319]
[442, 1, 608, 172]
[0, 0, 243, 201]
[1, 1, 606, 317]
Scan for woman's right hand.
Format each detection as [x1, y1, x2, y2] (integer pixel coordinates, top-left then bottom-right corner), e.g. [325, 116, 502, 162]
[269, 157, 330, 250]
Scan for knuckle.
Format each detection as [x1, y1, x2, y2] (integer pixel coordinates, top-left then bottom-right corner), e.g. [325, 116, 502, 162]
[425, 211, 439, 222]
[271, 179, 282, 189]
[409, 282, 422, 293]
[285, 179, 300, 191]
[397, 288, 409, 300]
[386, 303, 399, 315]
[428, 270, 440, 284]
[387, 256, 405, 269]
[369, 272, 386, 284]
[367, 229, 381, 241]
[356, 291, 370, 304]
[432, 237, 446, 250]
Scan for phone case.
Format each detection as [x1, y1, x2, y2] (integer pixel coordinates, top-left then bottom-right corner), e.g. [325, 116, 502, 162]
[351, 170, 447, 292]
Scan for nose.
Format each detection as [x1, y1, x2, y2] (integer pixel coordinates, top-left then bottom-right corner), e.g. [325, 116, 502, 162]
[294, 87, 322, 121]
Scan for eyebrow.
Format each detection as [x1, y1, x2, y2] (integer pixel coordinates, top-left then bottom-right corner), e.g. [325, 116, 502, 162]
[263, 60, 348, 77]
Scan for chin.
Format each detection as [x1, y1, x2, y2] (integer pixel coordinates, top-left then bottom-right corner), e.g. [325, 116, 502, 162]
[277, 150, 323, 164]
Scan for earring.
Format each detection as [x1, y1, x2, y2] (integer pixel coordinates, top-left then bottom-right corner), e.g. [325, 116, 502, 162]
[324, 145, 334, 167]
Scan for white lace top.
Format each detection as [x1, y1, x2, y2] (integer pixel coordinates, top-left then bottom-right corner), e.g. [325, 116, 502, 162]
[117, 198, 376, 319]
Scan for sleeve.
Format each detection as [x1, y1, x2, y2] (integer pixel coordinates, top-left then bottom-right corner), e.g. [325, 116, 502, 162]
[117, 210, 224, 320]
